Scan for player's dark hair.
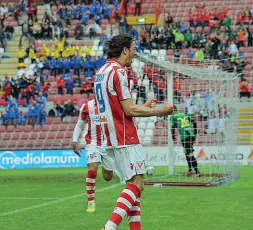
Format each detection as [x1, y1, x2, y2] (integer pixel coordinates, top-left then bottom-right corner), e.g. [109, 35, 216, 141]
[107, 34, 135, 58]
[173, 105, 178, 111]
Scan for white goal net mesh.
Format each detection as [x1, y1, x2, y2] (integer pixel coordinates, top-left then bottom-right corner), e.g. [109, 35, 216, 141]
[129, 54, 241, 186]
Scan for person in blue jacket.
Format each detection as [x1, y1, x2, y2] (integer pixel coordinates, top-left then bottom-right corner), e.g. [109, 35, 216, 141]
[28, 103, 37, 125]
[18, 110, 26, 126]
[37, 103, 47, 128]
[103, 4, 111, 20]
[65, 77, 74, 95]
[6, 105, 18, 125]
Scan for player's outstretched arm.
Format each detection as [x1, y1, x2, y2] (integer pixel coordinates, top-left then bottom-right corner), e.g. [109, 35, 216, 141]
[120, 98, 174, 117]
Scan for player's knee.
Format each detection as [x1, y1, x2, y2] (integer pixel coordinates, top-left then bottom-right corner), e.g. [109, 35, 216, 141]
[127, 174, 144, 193]
[102, 167, 113, 181]
[87, 169, 97, 180]
[88, 163, 99, 172]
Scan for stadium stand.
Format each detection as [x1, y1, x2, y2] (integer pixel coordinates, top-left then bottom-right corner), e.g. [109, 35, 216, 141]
[0, 0, 252, 150]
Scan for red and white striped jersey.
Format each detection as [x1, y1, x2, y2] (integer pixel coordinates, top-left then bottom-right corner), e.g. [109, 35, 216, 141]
[79, 99, 103, 146]
[94, 59, 140, 148]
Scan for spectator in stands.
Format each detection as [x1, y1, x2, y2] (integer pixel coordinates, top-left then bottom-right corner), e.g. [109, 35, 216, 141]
[18, 47, 25, 63]
[80, 80, 93, 97]
[119, 15, 127, 34]
[237, 29, 245, 48]
[200, 104, 209, 121]
[4, 22, 14, 40]
[194, 48, 204, 62]
[243, 6, 251, 24]
[0, 26, 6, 50]
[205, 112, 216, 134]
[228, 40, 238, 55]
[246, 27, 252, 47]
[89, 21, 97, 39]
[57, 76, 65, 95]
[173, 78, 181, 103]
[37, 92, 46, 105]
[134, 0, 141, 16]
[165, 13, 173, 26]
[37, 103, 46, 128]
[135, 81, 146, 104]
[74, 23, 84, 40]
[19, 18, 32, 47]
[0, 111, 7, 126]
[187, 47, 195, 60]
[11, 79, 20, 100]
[40, 82, 49, 98]
[184, 29, 193, 48]
[4, 83, 12, 97]
[128, 26, 139, 39]
[6, 105, 17, 126]
[239, 79, 251, 102]
[123, 0, 129, 16]
[166, 31, 175, 49]
[173, 29, 184, 49]
[103, 4, 111, 20]
[224, 14, 231, 30]
[17, 111, 25, 126]
[65, 76, 74, 95]
[173, 49, 181, 60]
[61, 100, 76, 121]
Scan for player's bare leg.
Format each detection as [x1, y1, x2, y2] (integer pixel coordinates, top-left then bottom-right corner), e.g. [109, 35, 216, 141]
[102, 167, 114, 181]
[86, 162, 99, 213]
[103, 174, 143, 230]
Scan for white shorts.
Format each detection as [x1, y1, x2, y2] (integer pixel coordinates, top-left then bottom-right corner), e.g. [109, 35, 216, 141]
[85, 144, 114, 171]
[105, 144, 146, 181]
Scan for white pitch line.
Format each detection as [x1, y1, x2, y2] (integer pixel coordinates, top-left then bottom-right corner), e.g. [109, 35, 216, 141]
[0, 184, 121, 217]
[0, 197, 60, 200]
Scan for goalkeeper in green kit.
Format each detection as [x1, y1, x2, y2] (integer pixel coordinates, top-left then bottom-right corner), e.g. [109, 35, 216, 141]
[170, 105, 200, 178]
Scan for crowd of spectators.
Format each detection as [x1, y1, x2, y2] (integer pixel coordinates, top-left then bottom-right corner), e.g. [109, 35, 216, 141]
[0, 0, 252, 132]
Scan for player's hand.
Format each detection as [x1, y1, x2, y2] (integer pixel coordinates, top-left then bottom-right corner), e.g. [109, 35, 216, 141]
[160, 102, 174, 116]
[144, 98, 157, 108]
[72, 142, 82, 157]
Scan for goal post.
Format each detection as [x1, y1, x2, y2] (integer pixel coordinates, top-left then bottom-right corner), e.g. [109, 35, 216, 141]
[131, 53, 241, 186]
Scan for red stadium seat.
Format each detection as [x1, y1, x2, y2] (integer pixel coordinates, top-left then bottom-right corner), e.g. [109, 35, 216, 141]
[58, 124, 67, 131]
[42, 124, 50, 132]
[6, 125, 15, 132]
[12, 133, 20, 141]
[68, 124, 76, 132]
[56, 132, 64, 140]
[47, 132, 56, 140]
[38, 132, 47, 140]
[20, 132, 29, 140]
[30, 132, 38, 140]
[50, 125, 58, 132]
[33, 125, 41, 132]
[34, 140, 45, 148]
[45, 117, 53, 124]
[24, 125, 33, 132]
[15, 125, 23, 132]
[26, 140, 35, 148]
[0, 126, 6, 132]
[7, 140, 17, 149]
[54, 117, 61, 124]
[3, 133, 11, 141]
[65, 131, 73, 139]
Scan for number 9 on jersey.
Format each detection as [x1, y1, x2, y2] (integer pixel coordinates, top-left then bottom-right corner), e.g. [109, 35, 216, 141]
[95, 83, 105, 113]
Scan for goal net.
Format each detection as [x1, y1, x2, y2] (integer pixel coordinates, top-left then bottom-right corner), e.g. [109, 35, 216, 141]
[129, 53, 241, 187]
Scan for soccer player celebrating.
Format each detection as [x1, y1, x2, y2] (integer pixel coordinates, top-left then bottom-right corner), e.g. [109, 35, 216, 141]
[94, 33, 174, 230]
[170, 105, 200, 178]
[72, 99, 114, 213]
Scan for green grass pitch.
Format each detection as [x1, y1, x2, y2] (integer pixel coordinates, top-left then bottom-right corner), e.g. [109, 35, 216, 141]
[0, 166, 253, 230]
